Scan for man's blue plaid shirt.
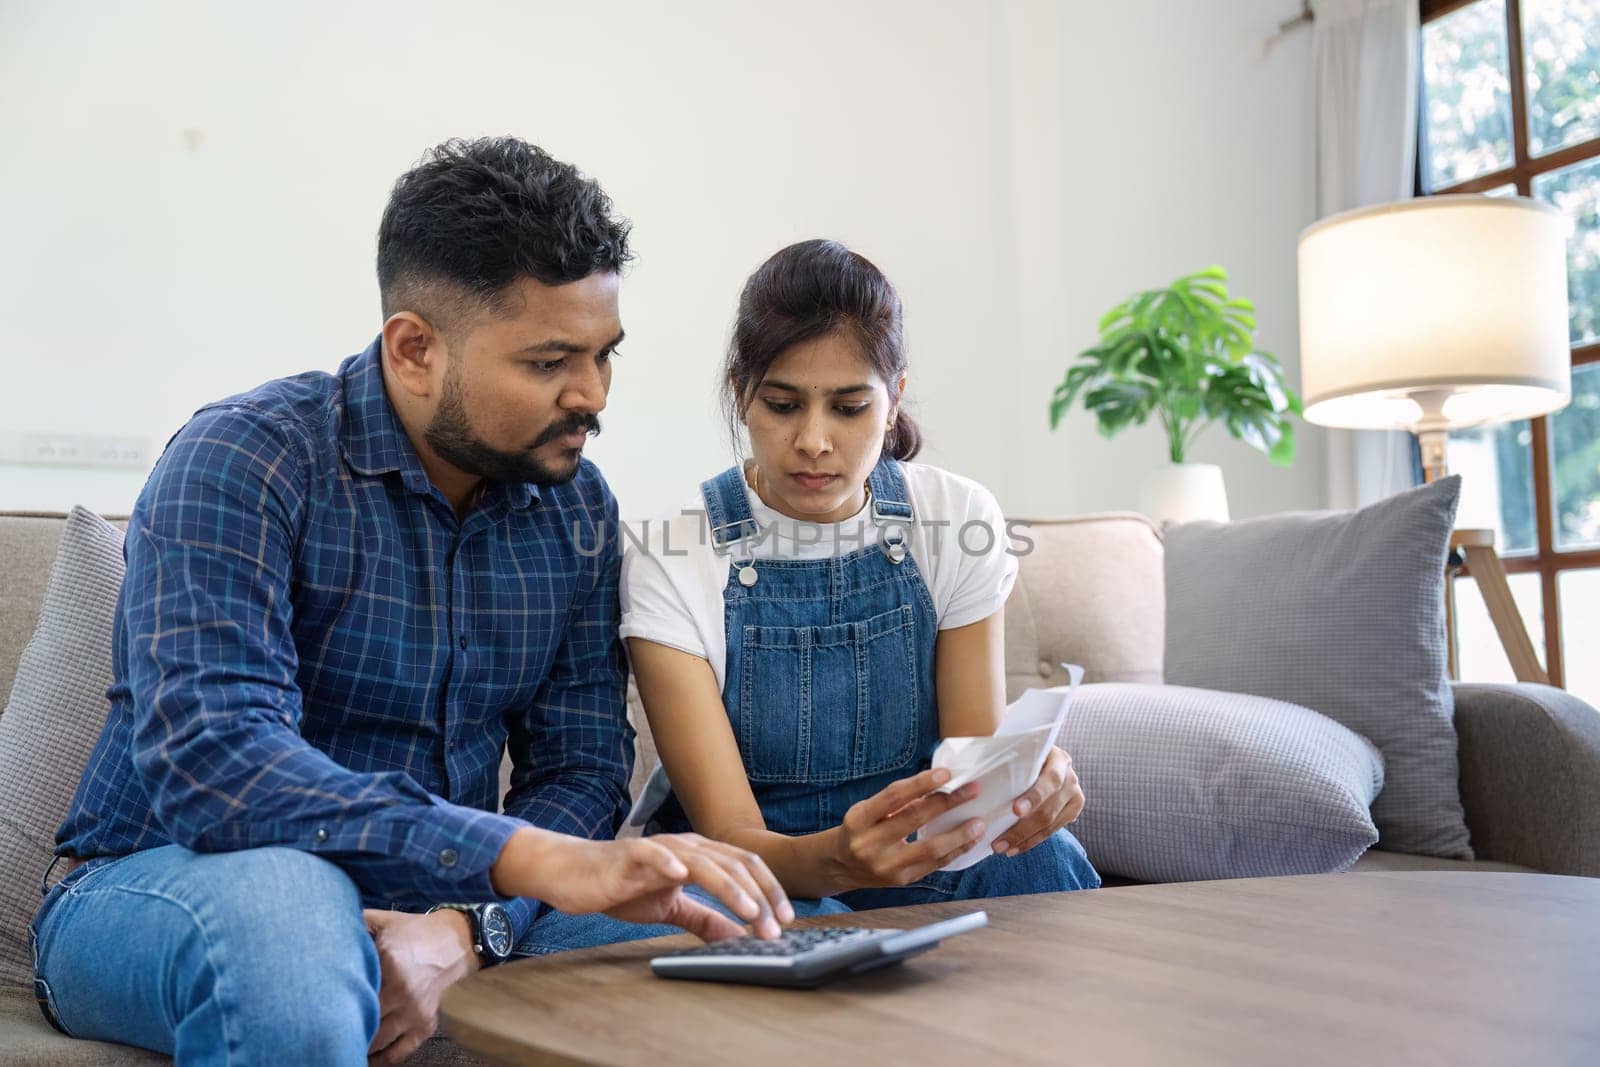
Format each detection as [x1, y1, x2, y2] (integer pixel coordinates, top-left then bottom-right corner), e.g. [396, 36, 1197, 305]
[55, 338, 633, 942]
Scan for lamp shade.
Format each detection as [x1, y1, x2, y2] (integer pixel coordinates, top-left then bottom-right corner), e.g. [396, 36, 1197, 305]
[1297, 196, 1570, 431]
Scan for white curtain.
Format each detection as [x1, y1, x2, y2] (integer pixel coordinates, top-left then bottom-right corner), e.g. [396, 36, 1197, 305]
[1312, 0, 1421, 508]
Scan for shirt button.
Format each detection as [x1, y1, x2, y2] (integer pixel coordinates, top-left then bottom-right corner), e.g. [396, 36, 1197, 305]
[458, 635, 468, 651]
[313, 828, 328, 844]
[439, 848, 459, 869]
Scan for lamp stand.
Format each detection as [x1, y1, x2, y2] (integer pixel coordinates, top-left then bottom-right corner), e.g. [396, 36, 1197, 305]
[1417, 428, 1550, 686]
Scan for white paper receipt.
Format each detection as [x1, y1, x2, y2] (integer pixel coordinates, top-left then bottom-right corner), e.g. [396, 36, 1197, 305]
[918, 664, 1084, 871]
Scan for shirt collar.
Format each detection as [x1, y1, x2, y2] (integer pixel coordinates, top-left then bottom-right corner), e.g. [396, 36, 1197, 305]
[337, 337, 539, 512]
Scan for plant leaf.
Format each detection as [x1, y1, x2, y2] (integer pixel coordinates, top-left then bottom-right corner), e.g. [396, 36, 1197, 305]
[1268, 418, 1297, 466]
[1097, 300, 1134, 335]
[1085, 380, 1155, 436]
[1048, 364, 1099, 428]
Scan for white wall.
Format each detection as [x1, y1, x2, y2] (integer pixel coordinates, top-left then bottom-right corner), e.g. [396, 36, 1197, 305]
[0, 0, 1326, 520]
[1014, 1, 1326, 518]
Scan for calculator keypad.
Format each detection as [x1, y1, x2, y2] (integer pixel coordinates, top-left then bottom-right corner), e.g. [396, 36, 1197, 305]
[669, 927, 882, 959]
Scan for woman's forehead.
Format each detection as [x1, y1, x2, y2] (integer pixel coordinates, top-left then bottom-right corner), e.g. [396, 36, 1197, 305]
[763, 333, 881, 388]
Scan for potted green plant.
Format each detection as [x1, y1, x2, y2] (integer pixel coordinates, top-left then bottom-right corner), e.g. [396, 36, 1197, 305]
[1048, 266, 1302, 522]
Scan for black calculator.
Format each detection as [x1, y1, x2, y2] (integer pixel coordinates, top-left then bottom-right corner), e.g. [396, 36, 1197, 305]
[650, 911, 988, 988]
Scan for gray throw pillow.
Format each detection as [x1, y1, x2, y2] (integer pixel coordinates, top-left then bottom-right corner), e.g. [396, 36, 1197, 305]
[1064, 683, 1384, 882]
[0, 507, 125, 991]
[1163, 476, 1470, 859]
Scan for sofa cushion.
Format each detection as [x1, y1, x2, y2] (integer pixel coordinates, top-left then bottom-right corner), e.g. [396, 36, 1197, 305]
[0, 988, 166, 1065]
[1063, 683, 1385, 883]
[1163, 477, 1472, 860]
[1003, 512, 1163, 699]
[0, 508, 126, 992]
[0, 987, 489, 1065]
[0, 514, 91, 714]
[1098, 848, 1535, 888]
[1349, 848, 1534, 875]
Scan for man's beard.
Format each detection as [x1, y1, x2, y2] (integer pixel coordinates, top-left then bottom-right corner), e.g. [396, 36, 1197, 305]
[423, 369, 600, 488]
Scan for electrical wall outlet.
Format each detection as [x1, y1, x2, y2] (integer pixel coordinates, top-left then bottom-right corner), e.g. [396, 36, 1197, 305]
[7, 432, 154, 470]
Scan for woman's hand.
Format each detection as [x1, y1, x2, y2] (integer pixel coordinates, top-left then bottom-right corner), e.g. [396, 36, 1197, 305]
[990, 746, 1085, 857]
[493, 829, 794, 942]
[826, 768, 987, 890]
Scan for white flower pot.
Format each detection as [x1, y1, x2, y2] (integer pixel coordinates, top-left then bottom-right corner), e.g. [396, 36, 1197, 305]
[1138, 463, 1230, 525]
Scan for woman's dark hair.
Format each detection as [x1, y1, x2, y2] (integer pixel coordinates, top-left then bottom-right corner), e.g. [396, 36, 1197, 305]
[723, 239, 920, 461]
[377, 137, 632, 331]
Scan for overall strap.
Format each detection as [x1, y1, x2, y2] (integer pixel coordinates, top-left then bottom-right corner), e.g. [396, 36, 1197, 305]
[700, 466, 760, 551]
[866, 456, 914, 524]
[867, 456, 914, 562]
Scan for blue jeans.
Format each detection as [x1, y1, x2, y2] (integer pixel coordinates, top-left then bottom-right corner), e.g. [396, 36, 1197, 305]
[29, 845, 843, 1064]
[31, 847, 379, 1064]
[833, 829, 1101, 911]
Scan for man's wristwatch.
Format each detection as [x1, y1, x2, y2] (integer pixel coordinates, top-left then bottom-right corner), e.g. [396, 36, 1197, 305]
[428, 902, 514, 966]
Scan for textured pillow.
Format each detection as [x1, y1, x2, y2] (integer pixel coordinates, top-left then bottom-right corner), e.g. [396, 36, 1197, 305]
[0, 507, 125, 991]
[1064, 683, 1384, 882]
[1163, 476, 1469, 859]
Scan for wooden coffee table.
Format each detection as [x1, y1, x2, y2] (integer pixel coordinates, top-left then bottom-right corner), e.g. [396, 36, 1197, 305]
[440, 872, 1600, 1065]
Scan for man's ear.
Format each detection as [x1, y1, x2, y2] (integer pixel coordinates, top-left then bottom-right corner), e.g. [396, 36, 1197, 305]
[382, 312, 444, 399]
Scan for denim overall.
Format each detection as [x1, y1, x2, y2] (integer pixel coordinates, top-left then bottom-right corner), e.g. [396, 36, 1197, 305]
[653, 456, 1099, 909]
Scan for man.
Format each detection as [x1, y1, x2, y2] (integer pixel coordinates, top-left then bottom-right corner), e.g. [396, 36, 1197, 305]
[30, 137, 792, 1065]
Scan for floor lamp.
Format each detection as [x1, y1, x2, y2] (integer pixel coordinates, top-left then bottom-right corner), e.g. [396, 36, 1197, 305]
[1297, 196, 1571, 685]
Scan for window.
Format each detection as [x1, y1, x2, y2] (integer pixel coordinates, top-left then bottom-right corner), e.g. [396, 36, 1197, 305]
[1421, 0, 1600, 705]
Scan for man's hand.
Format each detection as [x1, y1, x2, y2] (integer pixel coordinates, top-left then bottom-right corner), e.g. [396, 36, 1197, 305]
[364, 908, 478, 1065]
[544, 833, 793, 943]
[492, 829, 794, 943]
[990, 746, 1086, 857]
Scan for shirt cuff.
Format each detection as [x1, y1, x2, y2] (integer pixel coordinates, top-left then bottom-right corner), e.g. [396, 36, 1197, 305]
[503, 895, 542, 948]
[408, 801, 527, 899]
[411, 803, 543, 948]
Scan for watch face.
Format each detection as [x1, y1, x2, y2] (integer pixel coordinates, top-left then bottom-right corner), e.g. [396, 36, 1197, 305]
[482, 904, 514, 959]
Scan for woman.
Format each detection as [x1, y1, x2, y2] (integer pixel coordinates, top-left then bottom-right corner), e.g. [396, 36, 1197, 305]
[621, 239, 1099, 910]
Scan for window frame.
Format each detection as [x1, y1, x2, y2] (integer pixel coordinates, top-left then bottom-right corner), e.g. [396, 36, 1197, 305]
[1421, 0, 1600, 688]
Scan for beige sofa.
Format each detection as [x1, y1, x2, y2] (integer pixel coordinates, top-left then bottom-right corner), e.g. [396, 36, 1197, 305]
[3, 508, 1598, 1064]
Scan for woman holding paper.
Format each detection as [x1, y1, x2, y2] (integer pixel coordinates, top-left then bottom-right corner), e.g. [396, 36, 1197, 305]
[620, 239, 1100, 909]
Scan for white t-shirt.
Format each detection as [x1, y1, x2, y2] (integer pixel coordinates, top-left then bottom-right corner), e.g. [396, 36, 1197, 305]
[619, 462, 1020, 690]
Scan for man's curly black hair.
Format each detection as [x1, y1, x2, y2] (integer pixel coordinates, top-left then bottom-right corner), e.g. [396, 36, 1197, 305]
[377, 137, 632, 332]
